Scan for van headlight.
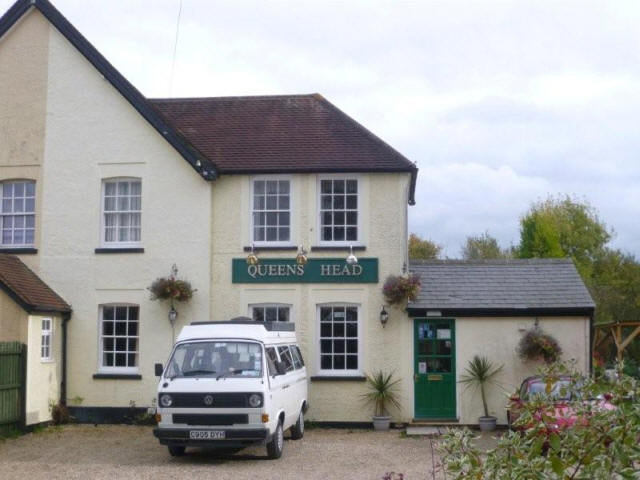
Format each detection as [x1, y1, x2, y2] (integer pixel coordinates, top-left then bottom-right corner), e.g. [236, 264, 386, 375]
[248, 394, 262, 408]
[159, 394, 173, 407]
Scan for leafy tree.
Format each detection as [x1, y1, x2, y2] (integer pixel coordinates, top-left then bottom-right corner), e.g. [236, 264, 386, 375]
[408, 233, 441, 260]
[517, 196, 611, 278]
[461, 232, 512, 260]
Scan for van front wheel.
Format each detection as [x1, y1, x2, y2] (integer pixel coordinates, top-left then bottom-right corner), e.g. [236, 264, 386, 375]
[168, 445, 186, 456]
[266, 421, 284, 459]
[290, 410, 304, 440]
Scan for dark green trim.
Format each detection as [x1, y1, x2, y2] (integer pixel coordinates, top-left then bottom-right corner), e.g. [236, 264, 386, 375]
[243, 246, 298, 252]
[92, 373, 142, 380]
[413, 318, 456, 420]
[310, 376, 366, 382]
[311, 246, 366, 252]
[232, 258, 378, 283]
[0, 248, 37, 254]
[68, 406, 148, 424]
[94, 248, 144, 254]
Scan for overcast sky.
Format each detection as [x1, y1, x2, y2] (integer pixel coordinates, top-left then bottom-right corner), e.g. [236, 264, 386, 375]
[4, 0, 639, 257]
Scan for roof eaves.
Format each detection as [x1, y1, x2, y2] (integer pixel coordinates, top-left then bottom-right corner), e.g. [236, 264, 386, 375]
[313, 94, 418, 205]
[0, 0, 218, 181]
[406, 306, 596, 317]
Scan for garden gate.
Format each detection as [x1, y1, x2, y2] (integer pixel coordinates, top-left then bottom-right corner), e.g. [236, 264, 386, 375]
[0, 342, 26, 430]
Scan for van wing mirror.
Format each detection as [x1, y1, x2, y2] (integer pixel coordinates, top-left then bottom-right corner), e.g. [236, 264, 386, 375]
[154, 363, 164, 377]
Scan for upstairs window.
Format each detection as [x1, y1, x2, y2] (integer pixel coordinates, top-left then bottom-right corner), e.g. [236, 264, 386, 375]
[0, 180, 35, 247]
[319, 178, 358, 244]
[251, 178, 291, 244]
[102, 179, 141, 246]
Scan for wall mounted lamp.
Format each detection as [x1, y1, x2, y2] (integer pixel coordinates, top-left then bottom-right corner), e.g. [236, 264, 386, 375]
[296, 245, 308, 265]
[246, 243, 259, 265]
[380, 306, 389, 327]
[346, 245, 358, 265]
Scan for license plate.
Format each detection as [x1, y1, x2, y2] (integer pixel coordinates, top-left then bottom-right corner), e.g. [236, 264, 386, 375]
[189, 430, 226, 440]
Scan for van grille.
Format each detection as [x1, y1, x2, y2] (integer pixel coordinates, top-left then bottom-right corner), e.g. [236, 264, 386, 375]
[163, 393, 254, 408]
[173, 414, 249, 425]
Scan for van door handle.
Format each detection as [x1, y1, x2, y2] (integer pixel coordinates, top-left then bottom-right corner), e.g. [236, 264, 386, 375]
[282, 384, 290, 389]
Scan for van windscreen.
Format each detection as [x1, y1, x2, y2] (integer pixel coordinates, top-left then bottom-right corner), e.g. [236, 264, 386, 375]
[166, 341, 263, 379]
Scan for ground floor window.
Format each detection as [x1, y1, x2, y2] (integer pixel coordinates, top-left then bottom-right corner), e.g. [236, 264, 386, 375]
[250, 304, 291, 322]
[99, 305, 139, 373]
[41, 318, 52, 361]
[318, 304, 360, 374]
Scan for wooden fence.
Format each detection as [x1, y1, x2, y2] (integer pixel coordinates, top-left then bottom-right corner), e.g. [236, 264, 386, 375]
[0, 342, 26, 430]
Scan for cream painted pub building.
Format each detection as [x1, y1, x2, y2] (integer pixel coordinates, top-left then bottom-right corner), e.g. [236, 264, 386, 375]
[0, 0, 593, 427]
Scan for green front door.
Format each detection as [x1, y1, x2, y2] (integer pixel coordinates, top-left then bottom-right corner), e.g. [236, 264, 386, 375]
[414, 319, 456, 419]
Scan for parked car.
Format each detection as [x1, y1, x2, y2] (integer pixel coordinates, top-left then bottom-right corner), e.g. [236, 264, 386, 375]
[153, 318, 308, 459]
[507, 375, 616, 433]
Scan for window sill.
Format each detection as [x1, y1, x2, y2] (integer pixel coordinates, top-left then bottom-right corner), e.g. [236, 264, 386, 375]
[310, 375, 366, 382]
[95, 248, 144, 254]
[0, 247, 38, 254]
[93, 373, 142, 380]
[243, 245, 298, 252]
[311, 246, 366, 252]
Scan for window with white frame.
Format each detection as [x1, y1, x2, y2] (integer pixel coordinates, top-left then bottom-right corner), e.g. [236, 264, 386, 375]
[318, 305, 360, 373]
[102, 179, 141, 246]
[41, 318, 52, 361]
[0, 180, 36, 247]
[250, 304, 291, 322]
[251, 178, 290, 244]
[319, 178, 358, 243]
[99, 305, 139, 372]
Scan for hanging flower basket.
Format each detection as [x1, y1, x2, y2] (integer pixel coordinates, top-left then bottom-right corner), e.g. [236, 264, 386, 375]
[148, 265, 196, 303]
[382, 274, 421, 306]
[517, 328, 562, 364]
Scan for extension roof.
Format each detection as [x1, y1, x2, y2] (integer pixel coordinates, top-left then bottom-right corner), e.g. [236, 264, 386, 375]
[0, 255, 71, 314]
[408, 259, 595, 317]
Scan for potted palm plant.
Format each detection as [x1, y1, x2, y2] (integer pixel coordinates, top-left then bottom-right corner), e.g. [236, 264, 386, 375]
[459, 355, 503, 431]
[362, 370, 401, 431]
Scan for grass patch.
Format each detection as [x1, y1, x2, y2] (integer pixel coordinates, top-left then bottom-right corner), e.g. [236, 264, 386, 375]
[0, 425, 23, 441]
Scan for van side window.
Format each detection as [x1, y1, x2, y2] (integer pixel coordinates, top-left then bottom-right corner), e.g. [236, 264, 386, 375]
[265, 347, 279, 376]
[291, 345, 305, 368]
[290, 345, 302, 369]
[277, 346, 294, 372]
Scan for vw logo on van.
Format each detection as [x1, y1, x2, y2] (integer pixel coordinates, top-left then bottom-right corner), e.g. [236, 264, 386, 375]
[203, 395, 214, 406]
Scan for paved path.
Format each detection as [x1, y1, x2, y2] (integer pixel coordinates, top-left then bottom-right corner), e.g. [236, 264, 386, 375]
[0, 425, 444, 480]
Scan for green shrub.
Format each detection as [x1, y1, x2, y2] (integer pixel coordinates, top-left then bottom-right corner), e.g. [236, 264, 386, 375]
[438, 362, 640, 479]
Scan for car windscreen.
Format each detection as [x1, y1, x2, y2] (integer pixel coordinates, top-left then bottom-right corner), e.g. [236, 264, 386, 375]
[166, 341, 263, 379]
[526, 380, 573, 400]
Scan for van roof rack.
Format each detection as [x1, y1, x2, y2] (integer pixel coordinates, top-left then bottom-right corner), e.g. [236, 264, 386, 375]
[190, 318, 295, 332]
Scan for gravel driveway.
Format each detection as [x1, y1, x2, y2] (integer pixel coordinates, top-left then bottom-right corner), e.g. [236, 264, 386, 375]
[0, 425, 445, 480]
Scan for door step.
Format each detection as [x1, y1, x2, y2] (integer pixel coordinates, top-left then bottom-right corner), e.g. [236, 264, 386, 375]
[410, 418, 459, 426]
[405, 426, 442, 437]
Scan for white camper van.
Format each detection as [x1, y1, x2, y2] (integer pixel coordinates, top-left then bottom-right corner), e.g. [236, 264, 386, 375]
[153, 318, 308, 459]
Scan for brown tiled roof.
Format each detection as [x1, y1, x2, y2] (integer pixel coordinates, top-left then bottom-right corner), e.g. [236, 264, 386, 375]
[0, 255, 71, 314]
[150, 94, 418, 199]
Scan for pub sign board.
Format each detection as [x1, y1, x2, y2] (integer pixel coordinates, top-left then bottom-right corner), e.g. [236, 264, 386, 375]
[232, 258, 378, 283]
